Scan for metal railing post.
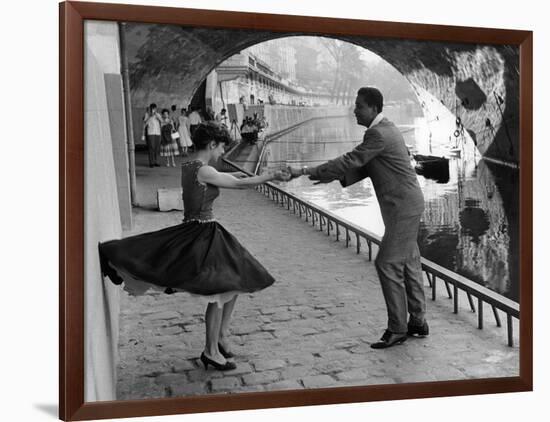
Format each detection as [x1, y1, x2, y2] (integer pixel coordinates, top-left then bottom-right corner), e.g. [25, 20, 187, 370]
[478, 298, 484, 329]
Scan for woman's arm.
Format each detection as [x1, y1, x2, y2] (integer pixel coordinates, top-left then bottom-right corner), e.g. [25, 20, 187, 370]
[198, 166, 285, 189]
[225, 171, 248, 178]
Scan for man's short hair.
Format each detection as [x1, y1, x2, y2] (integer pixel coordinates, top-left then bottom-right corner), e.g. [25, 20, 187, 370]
[357, 87, 383, 113]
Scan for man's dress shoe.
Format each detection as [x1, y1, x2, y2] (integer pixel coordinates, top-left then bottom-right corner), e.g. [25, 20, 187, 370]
[407, 320, 429, 337]
[370, 329, 408, 349]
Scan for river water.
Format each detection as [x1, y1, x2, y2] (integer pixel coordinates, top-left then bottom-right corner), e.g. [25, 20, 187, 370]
[258, 108, 519, 302]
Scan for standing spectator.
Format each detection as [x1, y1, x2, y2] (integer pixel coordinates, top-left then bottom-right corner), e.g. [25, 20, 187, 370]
[215, 108, 229, 127]
[177, 108, 193, 156]
[171, 105, 180, 130]
[143, 103, 162, 167]
[170, 105, 183, 153]
[188, 106, 202, 137]
[160, 109, 179, 167]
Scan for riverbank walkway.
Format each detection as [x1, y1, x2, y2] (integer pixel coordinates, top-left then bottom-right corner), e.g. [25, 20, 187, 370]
[116, 151, 519, 400]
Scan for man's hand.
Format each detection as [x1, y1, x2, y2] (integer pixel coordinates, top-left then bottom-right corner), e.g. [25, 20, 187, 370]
[273, 169, 292, 182]
[287, 166, 303, 179]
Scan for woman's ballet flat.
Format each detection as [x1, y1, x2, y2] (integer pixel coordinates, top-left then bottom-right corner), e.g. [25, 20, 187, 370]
[218, 343, 234, 359]
[200, 352, 237, 371]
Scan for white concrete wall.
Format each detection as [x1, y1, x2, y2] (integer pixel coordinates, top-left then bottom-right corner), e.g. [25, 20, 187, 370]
[227, 103, 351, 138]
[260, 105, 352, 136]
[104, 73, 133, 230]
[83, 20, 123, 402]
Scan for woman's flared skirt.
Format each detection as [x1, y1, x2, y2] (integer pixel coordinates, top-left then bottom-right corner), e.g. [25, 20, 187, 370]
[160, 141, 180, 156]
[98, 221, 275, 299]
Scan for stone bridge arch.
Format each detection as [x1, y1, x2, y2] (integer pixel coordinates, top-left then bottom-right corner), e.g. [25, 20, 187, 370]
[125, 23, 519, 165]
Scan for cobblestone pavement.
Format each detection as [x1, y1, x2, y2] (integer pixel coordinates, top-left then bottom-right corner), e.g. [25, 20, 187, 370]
[116, 154, 519, 400]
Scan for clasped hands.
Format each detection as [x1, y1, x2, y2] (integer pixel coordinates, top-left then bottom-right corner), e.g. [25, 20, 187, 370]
[287, 166, 304, 179]
[286, 166, 326, 184]
[269, 166, 303, 182]
[269, 168, 292, 182]
[265, 166, 327, 184]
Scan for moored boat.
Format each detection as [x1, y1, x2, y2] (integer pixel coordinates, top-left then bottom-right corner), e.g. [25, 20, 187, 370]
[413, 154, 450, 183]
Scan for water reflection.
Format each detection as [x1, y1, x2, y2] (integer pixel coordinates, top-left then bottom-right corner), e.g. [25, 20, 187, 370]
[260, 111, 519, 302]
[460, 199, 490, 244]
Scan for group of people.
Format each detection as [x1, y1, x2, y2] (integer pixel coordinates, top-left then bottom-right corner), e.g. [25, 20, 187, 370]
[239, 113, 268, 144]
[100, 86, 428, 373]
[142, 104, 192, 167]
[239, 113, 268, 133]
[142, 104, 229, 167]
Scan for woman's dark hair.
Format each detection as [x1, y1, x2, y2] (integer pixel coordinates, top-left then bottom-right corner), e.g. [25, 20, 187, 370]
[192, 122, 232, 150]
[161, 108, 170, 114]
[357, 87, 384, 113]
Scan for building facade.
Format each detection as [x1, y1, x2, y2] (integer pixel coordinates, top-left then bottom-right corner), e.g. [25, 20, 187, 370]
[205, 49, 338, 116]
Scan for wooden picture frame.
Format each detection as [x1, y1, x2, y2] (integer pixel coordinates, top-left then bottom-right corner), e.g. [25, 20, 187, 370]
[59, 1, 532, 420]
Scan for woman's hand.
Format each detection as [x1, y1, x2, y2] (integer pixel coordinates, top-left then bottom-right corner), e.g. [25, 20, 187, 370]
[287, 166, 303, 179]
[273, 169, 292, 182]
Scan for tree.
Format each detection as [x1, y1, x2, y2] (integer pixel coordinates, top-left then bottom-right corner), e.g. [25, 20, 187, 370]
[319, 39, 367, 104]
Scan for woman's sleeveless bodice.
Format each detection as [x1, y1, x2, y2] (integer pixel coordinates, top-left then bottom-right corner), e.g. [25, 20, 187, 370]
[99, 158, 275, 298]
[181, 160, 220, 222]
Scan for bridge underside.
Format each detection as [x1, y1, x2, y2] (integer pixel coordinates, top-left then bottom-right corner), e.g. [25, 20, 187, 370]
[124, 23, 519, 165]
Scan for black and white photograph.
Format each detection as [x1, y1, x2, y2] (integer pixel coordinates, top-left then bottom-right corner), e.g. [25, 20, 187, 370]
[8, 0, 550, 420]
[84, 15, 522, 403]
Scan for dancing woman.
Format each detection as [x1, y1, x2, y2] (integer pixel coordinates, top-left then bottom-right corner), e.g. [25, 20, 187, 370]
[99, 122, 290, 370]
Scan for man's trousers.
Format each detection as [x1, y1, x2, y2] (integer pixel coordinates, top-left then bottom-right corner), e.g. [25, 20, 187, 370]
[374, 214, 426, 333]
[146, 135, 161, 166]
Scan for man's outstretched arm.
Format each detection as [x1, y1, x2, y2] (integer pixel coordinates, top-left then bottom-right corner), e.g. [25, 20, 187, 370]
[289, 130, 384, 183]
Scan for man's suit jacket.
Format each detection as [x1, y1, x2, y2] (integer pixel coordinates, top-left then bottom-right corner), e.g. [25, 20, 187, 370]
[308, 117, 425, 224]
